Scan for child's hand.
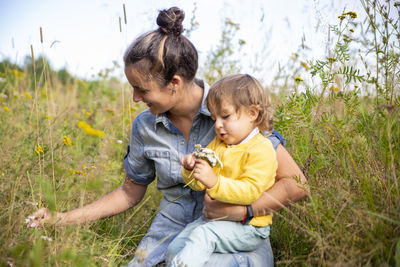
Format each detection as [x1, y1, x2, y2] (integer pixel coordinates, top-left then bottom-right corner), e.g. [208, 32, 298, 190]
[181, 153, 196, 171]
[193, 159, 218, 188]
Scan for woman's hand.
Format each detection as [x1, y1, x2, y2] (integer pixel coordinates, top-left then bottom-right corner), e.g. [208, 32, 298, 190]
[202, 193, 245, 221]
[26, 207, 63, 228]
[26, 177, 147, 228]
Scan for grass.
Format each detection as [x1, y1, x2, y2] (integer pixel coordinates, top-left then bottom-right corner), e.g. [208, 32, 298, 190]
[1, 1, 399, 265]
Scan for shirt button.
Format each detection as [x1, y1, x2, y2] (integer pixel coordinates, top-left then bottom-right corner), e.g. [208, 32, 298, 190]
[180, 141, 184, 145]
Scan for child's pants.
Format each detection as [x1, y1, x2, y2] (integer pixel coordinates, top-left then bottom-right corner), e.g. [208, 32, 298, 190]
[166, 217, 270, 267]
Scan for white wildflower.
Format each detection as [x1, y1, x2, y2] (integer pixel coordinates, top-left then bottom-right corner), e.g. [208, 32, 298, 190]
[40, 235, 53, 242]
[26, 201, 38, 206]
[116, 139, 123, 144]
[25, 215, 35, 224]
[184, 144, 222, 188]
[193, 144, 223, 168]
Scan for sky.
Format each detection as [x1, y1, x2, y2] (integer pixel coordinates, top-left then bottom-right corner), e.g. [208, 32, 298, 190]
[0, 0, 377, 83]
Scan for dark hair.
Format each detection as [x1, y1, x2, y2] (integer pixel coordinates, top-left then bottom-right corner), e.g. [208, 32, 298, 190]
[123, 7, 198, 86]
[207, 74, 274, 133]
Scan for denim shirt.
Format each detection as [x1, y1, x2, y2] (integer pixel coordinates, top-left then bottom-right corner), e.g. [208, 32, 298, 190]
[124, 81, 285, 266]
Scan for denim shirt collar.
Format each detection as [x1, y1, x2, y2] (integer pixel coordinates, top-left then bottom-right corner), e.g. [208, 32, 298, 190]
[155, 80, 210, 133]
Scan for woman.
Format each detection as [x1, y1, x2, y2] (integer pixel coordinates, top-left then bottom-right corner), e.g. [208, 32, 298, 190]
[28, 7, 307, 266]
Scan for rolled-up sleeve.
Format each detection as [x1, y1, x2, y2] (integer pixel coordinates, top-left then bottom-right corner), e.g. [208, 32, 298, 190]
[266, 129, 286, 150]
[123, 118, 156, 185]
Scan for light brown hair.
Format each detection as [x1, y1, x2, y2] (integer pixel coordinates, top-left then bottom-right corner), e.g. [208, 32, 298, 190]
[206, 74, 274, 133]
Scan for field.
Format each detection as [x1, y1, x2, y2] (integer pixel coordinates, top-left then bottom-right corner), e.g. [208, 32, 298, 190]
[1, 1, 399, 266]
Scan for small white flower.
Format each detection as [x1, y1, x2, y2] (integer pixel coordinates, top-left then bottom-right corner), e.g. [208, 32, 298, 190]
[26, 201, 38, 206]
[40, 235, 53, 242]
[193, 144, 223, 168]
[25, 215, 35, 224]
[116, 140, 123, 144]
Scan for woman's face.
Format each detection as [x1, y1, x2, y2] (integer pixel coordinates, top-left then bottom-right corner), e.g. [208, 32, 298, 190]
[125, 65, 177, 115]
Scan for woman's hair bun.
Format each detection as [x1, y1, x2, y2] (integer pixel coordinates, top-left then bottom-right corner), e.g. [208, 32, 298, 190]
[156, 7, 185, 36]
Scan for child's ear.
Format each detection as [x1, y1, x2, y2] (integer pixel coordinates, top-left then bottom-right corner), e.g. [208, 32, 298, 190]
[248, 105, 260, 122]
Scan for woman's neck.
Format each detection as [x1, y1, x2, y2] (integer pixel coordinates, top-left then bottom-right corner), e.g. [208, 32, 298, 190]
[168, 81, 203, 121]
[167, 81, 204, 141]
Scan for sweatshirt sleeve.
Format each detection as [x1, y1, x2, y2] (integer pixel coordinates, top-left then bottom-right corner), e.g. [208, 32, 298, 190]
[181, 167, 206, 191]
[207, 140, 277, 205]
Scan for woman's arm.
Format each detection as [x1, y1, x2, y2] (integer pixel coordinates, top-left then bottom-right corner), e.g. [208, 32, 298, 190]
[27, 177, 147, 227]
[203, 144, 308, 221]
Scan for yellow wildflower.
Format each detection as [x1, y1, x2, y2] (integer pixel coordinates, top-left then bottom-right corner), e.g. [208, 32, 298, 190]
[327, 57, 337, 63]
[35, 144, 44, 155]
[7, 69, 25, 79]
[105, 108, 115, 116]
[0, 72, 5, 78]
[295, 77, 303, 82]
[344, 11, 357, 19]
[3, 106, 9, 112]
[329, 85, 339, 91]
[63, 136, 72, 146]
[41, 89, 47, 98]
[225, 19, 240, 30]
[69, 170, 87, 176]
[46, 115, 53, 120]
[25, 92, 32, 99]
[301, 61, 310, 71]
[77, 121, 105, 138]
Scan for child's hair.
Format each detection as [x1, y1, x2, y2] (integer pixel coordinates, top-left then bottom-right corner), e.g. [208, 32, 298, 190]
[206, 74, 274, 133]
[123, 7, 198, 86]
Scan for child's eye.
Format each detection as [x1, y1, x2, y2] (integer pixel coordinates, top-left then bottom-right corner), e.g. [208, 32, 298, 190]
[222, 114, 230, 119]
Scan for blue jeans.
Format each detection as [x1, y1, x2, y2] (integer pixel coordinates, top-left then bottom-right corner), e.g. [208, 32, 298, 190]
[166, 217, 270, 267]
[127, 212, 274, 267]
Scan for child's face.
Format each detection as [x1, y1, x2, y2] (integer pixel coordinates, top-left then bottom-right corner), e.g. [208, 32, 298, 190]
[212, 100, 257, 145]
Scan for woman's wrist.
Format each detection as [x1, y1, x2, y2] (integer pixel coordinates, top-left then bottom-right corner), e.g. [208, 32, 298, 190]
[241, 205, 247, 224]
[55, 212, 66, 225]
[241, 204, 254, 225]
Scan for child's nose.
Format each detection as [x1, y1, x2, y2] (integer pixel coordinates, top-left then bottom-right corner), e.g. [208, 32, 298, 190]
[215, 118, 223, 128]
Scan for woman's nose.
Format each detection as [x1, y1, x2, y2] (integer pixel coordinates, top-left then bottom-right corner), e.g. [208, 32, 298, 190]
[133, 90, 143, 102]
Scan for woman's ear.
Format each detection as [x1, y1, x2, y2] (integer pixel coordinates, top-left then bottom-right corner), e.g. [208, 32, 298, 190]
[248, 105, 260, 122]
[169, 75, 183, 93]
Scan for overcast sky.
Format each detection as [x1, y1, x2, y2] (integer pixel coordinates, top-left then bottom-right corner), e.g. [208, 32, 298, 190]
[0, 0, 374, 83]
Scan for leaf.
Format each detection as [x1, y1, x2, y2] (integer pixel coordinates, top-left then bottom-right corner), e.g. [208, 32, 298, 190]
[396, 239, 400, 267]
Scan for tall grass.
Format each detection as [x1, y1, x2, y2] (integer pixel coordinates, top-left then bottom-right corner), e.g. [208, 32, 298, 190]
[0, 1, 399, 266]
